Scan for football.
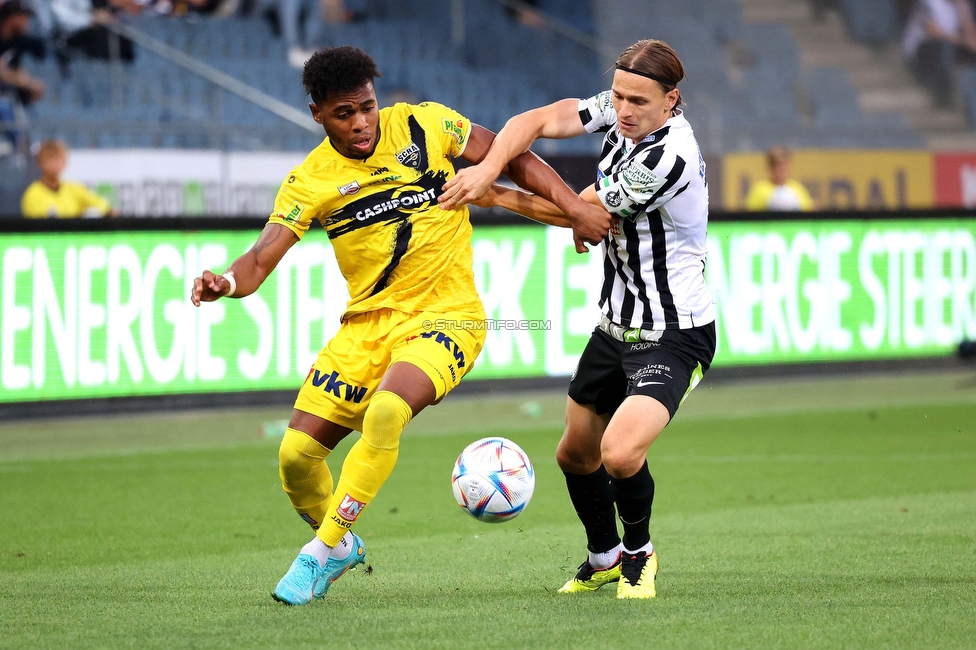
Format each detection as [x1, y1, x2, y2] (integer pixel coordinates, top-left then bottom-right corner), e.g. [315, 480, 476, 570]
[451, 437, 535, 523]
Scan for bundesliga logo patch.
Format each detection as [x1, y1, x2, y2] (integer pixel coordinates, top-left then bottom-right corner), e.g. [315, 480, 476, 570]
[338, 180, 361, 196]
[336, 494, 366, 522]
[605, 190, 623, 208]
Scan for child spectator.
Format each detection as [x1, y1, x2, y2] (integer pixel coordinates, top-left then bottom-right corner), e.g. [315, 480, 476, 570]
[745, 146, 815, 211]
[21, 139, 115, 217]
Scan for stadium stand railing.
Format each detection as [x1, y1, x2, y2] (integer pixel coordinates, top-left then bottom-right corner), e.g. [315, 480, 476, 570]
[7, 0, 938, 158]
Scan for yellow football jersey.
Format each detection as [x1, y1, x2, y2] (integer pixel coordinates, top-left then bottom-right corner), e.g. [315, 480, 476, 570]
[269, 101, 484, 320]
[21, 180, 111, 219]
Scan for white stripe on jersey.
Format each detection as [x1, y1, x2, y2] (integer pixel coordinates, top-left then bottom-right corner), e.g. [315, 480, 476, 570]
[578, 90, 715, 331]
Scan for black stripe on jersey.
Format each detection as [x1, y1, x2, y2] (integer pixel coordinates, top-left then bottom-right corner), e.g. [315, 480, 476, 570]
[622, 218, 653, 328]
[599, 130, 619, 160]
[647, 208, 679, 327]
[579, 107, 593, 126]
[637, 143, 666, 171]
[647, 155, 686, 205]
[610, 236, 637, 325]
[407, 115, 429, 172]
[325, 170, 448, 238]
[371, 219, 414, 296]
[599, 235, 615, 311]
[606, 144, 628, 177]
[629, 129, 669, 163]
[597, 141, 617, 177]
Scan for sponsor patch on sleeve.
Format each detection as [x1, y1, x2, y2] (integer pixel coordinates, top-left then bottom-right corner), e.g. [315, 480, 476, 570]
[442, 117, 467, 147]
[621, 161, 659, 190]
[282, 200, 305, 223]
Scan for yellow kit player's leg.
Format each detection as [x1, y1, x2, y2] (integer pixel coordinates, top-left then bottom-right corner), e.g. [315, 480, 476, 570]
[317, 390, 413, 546]
[315, 311, 485, 546]
[278, 428, 335, 530]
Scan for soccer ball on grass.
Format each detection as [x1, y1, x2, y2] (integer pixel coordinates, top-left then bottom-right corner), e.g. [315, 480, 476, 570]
[451, 437, 535, 523]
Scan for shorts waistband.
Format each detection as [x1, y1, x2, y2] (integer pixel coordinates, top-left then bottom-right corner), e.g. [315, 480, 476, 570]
[598, 314, 664, 343]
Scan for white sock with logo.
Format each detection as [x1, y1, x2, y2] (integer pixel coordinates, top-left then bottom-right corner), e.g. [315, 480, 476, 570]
[329, 531, 354, 561]
[589, 542, 624, 569]
[301, 537, 331, 566]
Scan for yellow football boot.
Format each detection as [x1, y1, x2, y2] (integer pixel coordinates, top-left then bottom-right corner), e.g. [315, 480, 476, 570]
[558, 556, 622, 593]
[616, 550, 658, 599]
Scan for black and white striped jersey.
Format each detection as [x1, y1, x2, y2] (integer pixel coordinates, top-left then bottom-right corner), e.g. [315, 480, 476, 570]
[578, 90, 715, 331]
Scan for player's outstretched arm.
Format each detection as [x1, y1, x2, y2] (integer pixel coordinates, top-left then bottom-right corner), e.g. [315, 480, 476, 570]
[456, 124, 610, 245]
[191, 223, 298, 306]
[439, 98, 586, 210]
[476, 183, 599, 255]
[475, 183, 572, 228]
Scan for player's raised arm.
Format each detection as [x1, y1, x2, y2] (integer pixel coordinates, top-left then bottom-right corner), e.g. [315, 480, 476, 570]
[440, 98, 586, 210]
[191, 223, 298, 306]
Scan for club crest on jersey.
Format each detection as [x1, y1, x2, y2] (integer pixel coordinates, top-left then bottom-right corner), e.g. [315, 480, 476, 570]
[336, 494, 366, 522]
[605, 190, 623, 208]
[396, 143, 422, 168]
[338, 180, 361, 196]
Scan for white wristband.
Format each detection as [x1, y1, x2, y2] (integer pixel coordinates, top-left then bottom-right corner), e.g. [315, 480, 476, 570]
[223, 270, 237, 297]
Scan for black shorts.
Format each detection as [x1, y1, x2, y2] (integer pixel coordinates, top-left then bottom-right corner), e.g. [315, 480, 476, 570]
[568, 321, 716, 418]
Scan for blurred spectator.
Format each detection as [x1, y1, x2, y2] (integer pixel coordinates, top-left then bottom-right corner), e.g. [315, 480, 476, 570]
[1, 0, 45, 152]
[281, 0, 366, 68]
[138, 0, 226, 16]
[505, 0, 544, 28]
[21, 139, 115, 218]
[281, 0, 323, 68]
[745, 146, 815, 212]
[810, 0, 842, 21]
[49, 0, 135, 64]
[903, 0, 976, 107]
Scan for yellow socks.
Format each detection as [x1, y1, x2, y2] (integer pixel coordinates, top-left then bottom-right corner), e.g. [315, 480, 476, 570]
[278, 427, 333, 531]
[317, 390, 413, 546]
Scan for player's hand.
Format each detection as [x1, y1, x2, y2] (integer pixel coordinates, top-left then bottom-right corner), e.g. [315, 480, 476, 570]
[572, 230, 589, 254]
[471, 183, 503, 209]
[439, 165, 498, 210]
[566, 200, 612, 246]
[190, 270, 231, 306]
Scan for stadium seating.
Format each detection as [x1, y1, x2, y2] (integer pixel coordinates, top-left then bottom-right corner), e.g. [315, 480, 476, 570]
[18, 0, 926, 153]
[837, 0, 900, 48]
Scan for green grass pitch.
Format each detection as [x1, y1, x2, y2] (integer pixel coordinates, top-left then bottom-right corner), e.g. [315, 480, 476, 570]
[1, 369, 975, 649]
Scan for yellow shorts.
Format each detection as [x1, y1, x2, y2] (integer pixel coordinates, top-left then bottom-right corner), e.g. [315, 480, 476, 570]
[293, 309, 487, 431]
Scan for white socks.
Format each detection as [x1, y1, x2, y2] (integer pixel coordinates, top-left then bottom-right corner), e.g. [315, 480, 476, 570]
[330, 531, 354, 560]
[589, 542, 624, 569]
[623, 541, 654, 557]
[301, 537, 331, 566]
[301, 531, 354, 566]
